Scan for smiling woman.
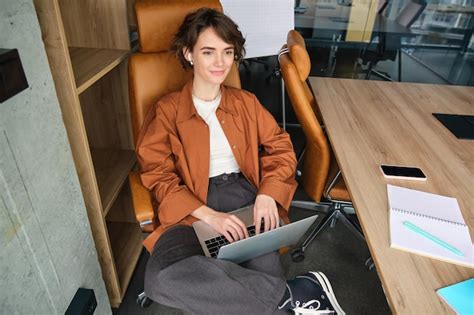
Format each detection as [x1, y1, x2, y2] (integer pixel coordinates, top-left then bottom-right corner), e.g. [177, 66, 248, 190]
[185, 27, 236, 96]
[136, 7, 345, 315]
[171, 8, 245, 99]
[171, 8, 246, 69]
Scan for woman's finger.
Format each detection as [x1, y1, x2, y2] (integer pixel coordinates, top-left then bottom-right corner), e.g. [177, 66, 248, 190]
[223, 230, 234, 243]
[275, 211, 280, 229]
[229, 220, 245, 240]
[263, 213, 270, 232]
[226, 224, 241, 242]
[269, 212, 276, 231]
[255, 214, 263, 234]
[230, 215, 249, 238]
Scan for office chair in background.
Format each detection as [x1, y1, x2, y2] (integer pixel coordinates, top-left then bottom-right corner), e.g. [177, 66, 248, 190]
[394, 0, 427, 27]
[278, 30, 366, 263]
[356, 0, 427, 81]
[127, 0, 241, 307]
[377, 0, 389, 14]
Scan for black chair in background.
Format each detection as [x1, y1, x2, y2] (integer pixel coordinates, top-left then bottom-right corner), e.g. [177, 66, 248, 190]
[377, 0, 389, 15]
[356, 0, 427, 81]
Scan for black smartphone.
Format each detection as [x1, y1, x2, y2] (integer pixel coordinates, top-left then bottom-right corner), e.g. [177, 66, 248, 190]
[380, 165, 427, 181]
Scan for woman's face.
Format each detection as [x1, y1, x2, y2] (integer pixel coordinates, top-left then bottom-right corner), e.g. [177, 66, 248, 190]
[186, 27, 235, 87]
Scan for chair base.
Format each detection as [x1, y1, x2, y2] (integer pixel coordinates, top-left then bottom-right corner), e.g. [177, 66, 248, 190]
[365, 257, 376, 271]
[291, 200, 355, 214]
[137, 291, 152, 308]
[352, 59, 394, 82]
[367, 69, 394, 81]
[291, 200, 332, 212]
[290, 201, 365, 263]
[355, 62, 394, 82]
[353, 48, 403, 82]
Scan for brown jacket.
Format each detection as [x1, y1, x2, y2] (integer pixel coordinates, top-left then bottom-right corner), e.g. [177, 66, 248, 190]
[137, 80, 297, 252]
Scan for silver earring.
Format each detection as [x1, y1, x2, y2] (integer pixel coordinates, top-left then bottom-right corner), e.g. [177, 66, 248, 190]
[189, 60, 193, 66]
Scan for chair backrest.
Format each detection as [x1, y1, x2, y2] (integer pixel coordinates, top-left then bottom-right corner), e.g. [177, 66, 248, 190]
[129, 0, 241, 144]
[394, 0, 426, 28]
[278, 30, 330, 202]
[377, 0, 389, 14]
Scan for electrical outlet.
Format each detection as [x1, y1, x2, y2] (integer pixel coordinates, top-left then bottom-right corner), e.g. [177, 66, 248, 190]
[65, 288, 97, 315]
[0, 49, 28, 103]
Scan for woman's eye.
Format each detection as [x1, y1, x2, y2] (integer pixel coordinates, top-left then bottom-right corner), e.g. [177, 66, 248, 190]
[203, 51, 212, 55]
[225, 50, 234, 55]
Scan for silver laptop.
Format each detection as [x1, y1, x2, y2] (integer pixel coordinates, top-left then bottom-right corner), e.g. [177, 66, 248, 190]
[192, 205, 318, 264]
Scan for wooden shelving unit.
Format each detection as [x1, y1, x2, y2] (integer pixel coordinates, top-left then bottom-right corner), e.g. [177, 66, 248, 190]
[91, 148, 136, 216]
[34, 0, 141, 307]
[69, 47, 129, 94]
[107, 221, 143, 297]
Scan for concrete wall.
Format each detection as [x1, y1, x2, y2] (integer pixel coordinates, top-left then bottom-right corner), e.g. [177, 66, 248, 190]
[0, 1, 111, 314]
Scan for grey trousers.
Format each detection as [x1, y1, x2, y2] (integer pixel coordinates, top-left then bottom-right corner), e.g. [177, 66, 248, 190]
[144, 172, 288, 315]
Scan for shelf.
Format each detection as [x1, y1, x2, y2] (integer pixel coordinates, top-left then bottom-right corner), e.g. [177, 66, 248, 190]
[91, 148, 136, 216]
[69, 47, 129, 94]
[106, 180, 138, 223]
[106, 221, 143, 302]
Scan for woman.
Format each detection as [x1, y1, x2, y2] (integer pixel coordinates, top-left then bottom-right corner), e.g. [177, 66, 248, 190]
[136, 8, 345, 315]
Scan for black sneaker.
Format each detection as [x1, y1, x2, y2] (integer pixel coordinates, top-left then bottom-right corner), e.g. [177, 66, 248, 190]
[279, 271, 345, 315]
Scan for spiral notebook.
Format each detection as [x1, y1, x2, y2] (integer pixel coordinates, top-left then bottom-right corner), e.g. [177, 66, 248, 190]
[388, 185, 474, 268]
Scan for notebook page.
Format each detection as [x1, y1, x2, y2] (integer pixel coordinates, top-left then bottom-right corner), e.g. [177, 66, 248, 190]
[388, 185, 474, 268]
[387, 184, 466, 224]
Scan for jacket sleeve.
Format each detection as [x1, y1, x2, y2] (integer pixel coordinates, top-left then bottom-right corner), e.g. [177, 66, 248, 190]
[136, 101, 204, 226]
[254, 95, 298, 210]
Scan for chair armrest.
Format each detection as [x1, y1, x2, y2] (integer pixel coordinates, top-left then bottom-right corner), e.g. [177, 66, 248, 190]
[129, 171, 156, 232]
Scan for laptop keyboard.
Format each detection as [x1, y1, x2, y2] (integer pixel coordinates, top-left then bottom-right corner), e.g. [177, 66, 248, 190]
[205, 222, 265, 258]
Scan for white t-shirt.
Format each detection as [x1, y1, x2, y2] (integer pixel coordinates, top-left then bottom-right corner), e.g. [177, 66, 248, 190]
[192, 92, 240, 177]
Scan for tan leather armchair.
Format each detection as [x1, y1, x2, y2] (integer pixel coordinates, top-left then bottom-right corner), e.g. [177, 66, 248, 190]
[279, 30, 365, 262]
[128, 0, 241, 233]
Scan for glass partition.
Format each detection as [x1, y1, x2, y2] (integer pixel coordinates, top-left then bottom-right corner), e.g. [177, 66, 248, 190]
[294, 0, 473, 85]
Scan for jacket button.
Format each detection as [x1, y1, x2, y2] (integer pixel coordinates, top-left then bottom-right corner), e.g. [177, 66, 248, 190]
[232, 145, 236, 149]
[221, 120, 225, 124]
[223, 175, 228, 180]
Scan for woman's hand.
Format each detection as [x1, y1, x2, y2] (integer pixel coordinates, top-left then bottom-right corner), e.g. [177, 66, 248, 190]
[191, 205, 249, 243]
[254, 194, 279, 234]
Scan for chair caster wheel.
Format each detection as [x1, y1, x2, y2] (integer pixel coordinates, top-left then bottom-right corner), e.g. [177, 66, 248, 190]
[137, 292, 152, 308]
[291, 248, 305, 262]
[365, 257, 375, 271]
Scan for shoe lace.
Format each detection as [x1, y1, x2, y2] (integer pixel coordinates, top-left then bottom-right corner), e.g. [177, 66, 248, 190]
[278, 297, 292, 309]
[292, 300, 335, 314]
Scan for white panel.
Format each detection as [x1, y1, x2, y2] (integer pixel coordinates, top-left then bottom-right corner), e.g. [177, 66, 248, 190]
[221, 0, 295, 58]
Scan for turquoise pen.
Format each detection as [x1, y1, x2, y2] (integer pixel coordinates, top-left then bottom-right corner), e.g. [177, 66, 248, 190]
[403, 221, 464, 257]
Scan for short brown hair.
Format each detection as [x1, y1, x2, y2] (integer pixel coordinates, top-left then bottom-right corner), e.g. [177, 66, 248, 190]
[171, 8, 246, 70]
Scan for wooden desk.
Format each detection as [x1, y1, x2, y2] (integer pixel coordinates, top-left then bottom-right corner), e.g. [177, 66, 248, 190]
[309, 77, 474, 314]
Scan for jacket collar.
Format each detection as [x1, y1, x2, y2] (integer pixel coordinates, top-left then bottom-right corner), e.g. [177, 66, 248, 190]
[176, 79, 238, 123]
